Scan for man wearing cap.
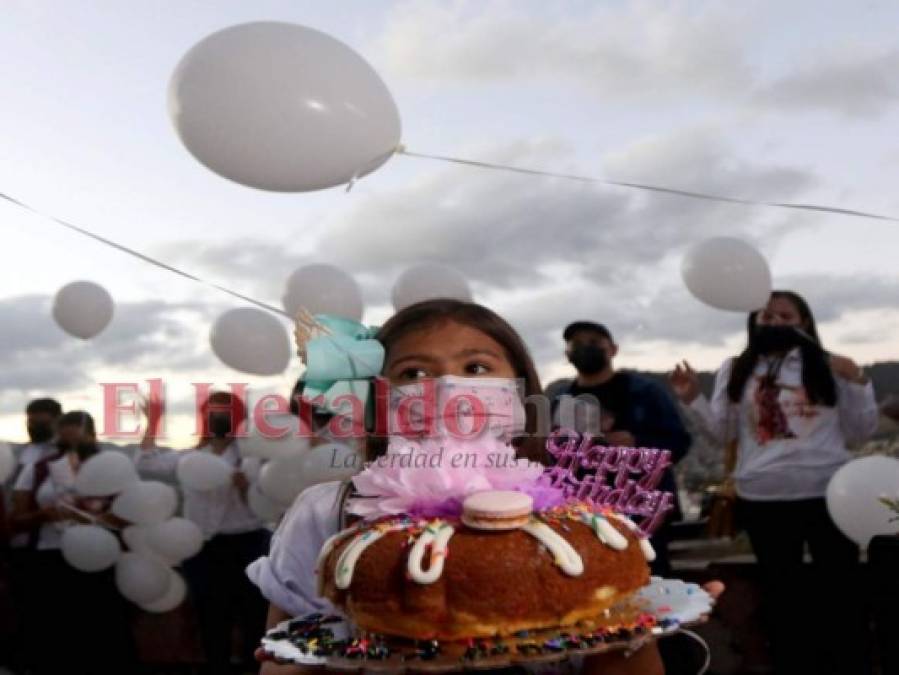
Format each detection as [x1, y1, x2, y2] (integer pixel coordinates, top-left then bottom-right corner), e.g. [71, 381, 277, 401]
[545, 321, 691, 575]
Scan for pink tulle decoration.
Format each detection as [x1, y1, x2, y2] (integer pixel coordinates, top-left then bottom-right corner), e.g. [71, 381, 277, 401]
[347, 436, 560, 520]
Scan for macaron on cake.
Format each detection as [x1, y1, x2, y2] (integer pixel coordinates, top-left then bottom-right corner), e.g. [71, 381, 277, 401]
[462, 490, 534, 530]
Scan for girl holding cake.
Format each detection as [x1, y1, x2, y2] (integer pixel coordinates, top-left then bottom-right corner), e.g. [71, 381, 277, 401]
[248, 299, 674, 674]
[670, 290, 877, 675]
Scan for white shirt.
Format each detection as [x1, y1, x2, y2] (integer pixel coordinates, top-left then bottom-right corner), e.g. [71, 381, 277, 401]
[135, 441, 263, 539]
[6, 441, 58, 548]
[684, 350, 879, 500]
[13, 455, 78, 550]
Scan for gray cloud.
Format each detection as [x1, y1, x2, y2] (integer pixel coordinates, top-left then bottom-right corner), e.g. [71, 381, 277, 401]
[0, 295, 217, 414]
[755, 48, 899, 118]
[378, 3, 899, 118]
[378, 2, 754, 100]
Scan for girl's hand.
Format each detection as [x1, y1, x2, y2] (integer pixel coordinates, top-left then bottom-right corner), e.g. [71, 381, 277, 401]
[830, 354, 866, 384]
[669, 360, 701, 403]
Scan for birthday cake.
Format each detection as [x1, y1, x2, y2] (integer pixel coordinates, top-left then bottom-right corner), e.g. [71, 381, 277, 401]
[314, 434, 666, 640]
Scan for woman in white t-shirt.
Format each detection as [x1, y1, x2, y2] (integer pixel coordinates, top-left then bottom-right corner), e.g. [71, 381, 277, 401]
[670, 291, 878, 675]
[9, 412, 136, 675]
[136, 390, 270, 675]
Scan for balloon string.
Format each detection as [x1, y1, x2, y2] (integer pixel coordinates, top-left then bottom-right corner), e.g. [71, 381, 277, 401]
[396, 147, 899, 223]
[0, 191, 290, 317]
[59, 501, 121, 532]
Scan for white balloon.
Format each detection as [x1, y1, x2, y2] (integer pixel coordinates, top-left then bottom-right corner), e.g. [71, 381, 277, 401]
[140, 569, 187, 613]
[826, 456, 899, 547]
[248, 482, 288, 522]
[302, 442, 361, 484]
[282, 264, 363, 321]
[258, 455, 311, 505]
[0, 442, 14, 483]
[392, 263, 472, 311]
[210, 307, 291, 376]
[122, 525, 153, 556]
[112, 481, 177, 526]
[144, 517, 204, 564]
[61, 525, 122, 572]
[681, 237, 772, 312]
[176, 452, 233, 492]
[170, 22, 401, 192]
[52, 281, 114, 339]
[239, 413, 312, 461]
[115, 553, 172, 605]
[75, 451, 139, 497]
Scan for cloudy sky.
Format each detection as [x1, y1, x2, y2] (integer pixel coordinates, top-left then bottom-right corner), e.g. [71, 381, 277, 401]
[2, 0, 899, 446]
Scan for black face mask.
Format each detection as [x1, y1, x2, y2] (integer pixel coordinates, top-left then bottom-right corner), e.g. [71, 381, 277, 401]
[56, 440, 71, 454]
[207, 414, 232, 438]
[753, 325, 806, 354]
[568, 344, 609, 375]
[28, 422, 54, 444]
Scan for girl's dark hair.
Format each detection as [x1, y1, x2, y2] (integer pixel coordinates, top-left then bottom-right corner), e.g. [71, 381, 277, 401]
[367, 299, 545, 462]
[727, 290, 837, 406]
[196, 391, 247, 448]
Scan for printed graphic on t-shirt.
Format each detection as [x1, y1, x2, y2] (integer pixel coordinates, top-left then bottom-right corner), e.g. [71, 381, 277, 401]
[750, 375, 820, 444]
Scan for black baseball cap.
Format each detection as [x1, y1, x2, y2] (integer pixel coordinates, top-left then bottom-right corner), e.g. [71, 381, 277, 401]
[563, 321, 614, 342]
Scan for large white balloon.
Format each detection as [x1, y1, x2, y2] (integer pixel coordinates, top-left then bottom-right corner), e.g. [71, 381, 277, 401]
[112, 481, 178, 526]
[302, 442, 361, 484]
[176, 452, 233, 492]
[258, 455, 311, 505]
[61, 525, 122, 572]
[52, 281, 114, 339]
[681, 237, 772, 312]
[239, 412, 312, 461]
[144, 517, 204, 564]
[170, 22, 401, 192]
[74, 451, 139, 497]
[210, 307, 291, 376]
[115, 553, 172, 605]
[282, 264, 363, 321]
[140, 570, 187, 613]
[0, 442, 14, 483]
[392, 263, 472, 311]
[826, 456, 899, 547]
[248, 482, 289, 522]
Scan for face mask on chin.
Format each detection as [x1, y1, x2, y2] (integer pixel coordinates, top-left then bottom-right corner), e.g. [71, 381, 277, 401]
[568, 344, 609, 375]
[389, 375, 527, 442]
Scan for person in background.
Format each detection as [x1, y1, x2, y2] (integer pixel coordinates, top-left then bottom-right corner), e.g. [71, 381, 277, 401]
[137, 391, 271, 675]
[545, 321, 691, 576]
[1, 397, 62, 671]
[9, 414, 136, 675]
[669, 290, 878, 675]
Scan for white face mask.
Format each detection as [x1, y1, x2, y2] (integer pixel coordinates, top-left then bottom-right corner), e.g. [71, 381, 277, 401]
[388, 375, 527, 441]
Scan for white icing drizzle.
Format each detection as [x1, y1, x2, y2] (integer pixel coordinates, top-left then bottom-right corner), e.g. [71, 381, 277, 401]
[580, 512, 628, 551]
[407, 520, 455, 584]
[610, 513, 657, 562]
[315, 524, 360, 596]
[522, 519, 584, 576]
[334, 522, 408, 590]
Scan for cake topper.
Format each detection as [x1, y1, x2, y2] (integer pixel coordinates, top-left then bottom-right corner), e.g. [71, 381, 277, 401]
[541, 429, 675, 536]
